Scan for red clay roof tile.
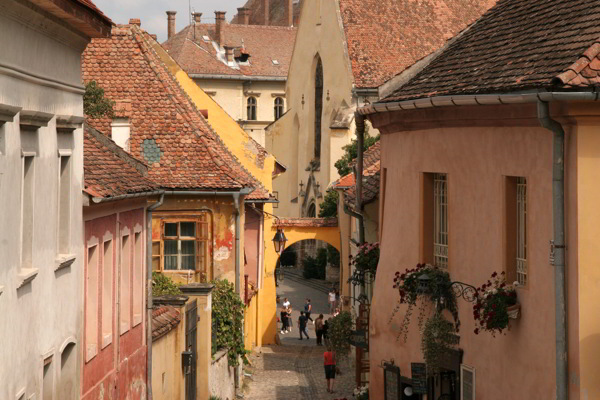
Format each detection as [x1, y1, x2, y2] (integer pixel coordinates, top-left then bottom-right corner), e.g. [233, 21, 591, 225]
[152, 306, 181, 341]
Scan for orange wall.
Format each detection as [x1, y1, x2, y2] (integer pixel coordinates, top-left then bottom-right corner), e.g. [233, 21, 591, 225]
[369, 121, 561, 399]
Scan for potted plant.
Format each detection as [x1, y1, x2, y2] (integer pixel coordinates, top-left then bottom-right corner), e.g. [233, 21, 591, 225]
[348, 242, 380, 287]
[472, 271, 520, 336]
[392, 263, 459, 342]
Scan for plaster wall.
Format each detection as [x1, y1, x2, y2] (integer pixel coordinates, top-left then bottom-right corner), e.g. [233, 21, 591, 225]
[81, 205, 147, 400]
[152, 308, 185, 400]
[336, 189, 352, 309]
[209, 349, 236, 400]
[369, 121, 560, 399]
[0, 4, 87, 399]
[265, 0, 378, 219]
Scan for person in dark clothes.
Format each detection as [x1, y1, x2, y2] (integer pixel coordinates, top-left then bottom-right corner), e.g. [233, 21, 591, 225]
[280, 305, 288, 334]
[298, 311, 309, 340]
[315, 314, 324, 345]
[322, 318, 330, 346]
[304, 298, 314, 323]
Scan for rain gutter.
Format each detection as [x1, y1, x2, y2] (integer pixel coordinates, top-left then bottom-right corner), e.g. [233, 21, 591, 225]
[146, 193, 165, 400]
[189, 73, 286, 82]
[359, 89, 600, 400]
[91, 190, 164, 203]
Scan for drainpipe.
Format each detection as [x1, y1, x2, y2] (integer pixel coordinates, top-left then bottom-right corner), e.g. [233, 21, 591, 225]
[354, 112, 366, 244]
[343, 202, 364, 247]
[537, 101, 568, 400]
[146, 193, 165, 400]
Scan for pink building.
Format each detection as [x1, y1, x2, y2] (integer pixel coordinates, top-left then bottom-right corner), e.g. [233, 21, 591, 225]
[82, 126, 161, 399]
[360, 0, 600, 399]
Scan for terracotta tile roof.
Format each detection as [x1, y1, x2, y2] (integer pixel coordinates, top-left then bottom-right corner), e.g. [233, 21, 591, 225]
[231, 0, 304, 26]
[345, 161, 380, 206]
[28, 0, 112, 37]
[334, 141, 380, 189]
[152, 306, 181, 341]
[274, 217, 338, 228]
[74, 0, 112, 24]
[84, 124, 158, 199]
[162, 22, 296, 78]
[334, 173, 355, 189]
[83, 24, 270, 199]
[384, 0, 600, 101]
[338, 0, 497, 89]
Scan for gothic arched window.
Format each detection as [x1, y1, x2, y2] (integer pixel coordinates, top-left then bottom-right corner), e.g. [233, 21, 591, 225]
[274, 97, 284, 120]
[247, 97, 257, 120]
[314, 57, 323, 160]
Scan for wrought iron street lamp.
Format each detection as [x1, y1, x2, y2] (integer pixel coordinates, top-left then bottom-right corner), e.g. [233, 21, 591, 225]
[272, 228, 288, 255]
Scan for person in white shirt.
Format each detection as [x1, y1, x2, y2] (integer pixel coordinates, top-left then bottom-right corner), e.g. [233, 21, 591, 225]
[328, 289, 336, 314]
[283, 297, 290, 308]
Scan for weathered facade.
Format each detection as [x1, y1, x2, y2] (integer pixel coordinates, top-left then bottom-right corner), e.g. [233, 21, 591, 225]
[363, 0, 600, 398]
[162, 8, 297, 147]
[266, 0, 496, 219]
[0, 1, 110, 398]
[82, 126, 159, 399]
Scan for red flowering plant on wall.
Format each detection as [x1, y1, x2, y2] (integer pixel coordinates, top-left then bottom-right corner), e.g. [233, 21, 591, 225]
[472, 271, 519, 336]
[348, 242, 380, 287]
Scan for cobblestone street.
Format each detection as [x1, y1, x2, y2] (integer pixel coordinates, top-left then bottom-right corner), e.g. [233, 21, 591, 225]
[244, 273, 356, 400]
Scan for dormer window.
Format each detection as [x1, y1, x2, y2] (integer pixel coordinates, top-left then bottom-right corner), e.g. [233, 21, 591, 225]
[272, 59, 280, 65]
[202, 35, 210, 42]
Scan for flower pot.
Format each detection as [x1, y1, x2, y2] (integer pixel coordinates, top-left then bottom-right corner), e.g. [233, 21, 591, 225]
[507, 303, 521, 320]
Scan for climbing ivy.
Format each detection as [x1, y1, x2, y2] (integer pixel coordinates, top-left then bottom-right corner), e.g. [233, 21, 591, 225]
[83, 81, 115, 118]
[211, 279, 249, 367]
[152, 272, 182, 297]
[328, 311, 354, 361]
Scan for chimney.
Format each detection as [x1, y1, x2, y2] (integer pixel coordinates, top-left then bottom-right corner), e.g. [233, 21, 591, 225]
[224, 46, 235, 63]
[215, 11, 226, 47]
[129, 18, 141, 27]
[284, 0, 293, 26]
[193, 12, 202, 24]
[263, 0, 269, 25]
[166, 11, 176, 39]
[237, 7, 250, 25]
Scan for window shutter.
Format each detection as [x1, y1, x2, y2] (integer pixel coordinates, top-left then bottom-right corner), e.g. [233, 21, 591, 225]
[461, 365, 475, 400]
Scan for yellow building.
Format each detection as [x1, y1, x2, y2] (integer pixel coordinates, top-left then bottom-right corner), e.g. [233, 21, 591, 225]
[162, 6, 297, 148]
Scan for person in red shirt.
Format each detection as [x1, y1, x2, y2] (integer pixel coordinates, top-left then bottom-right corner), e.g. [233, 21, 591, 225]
[323, 347, 336, 393]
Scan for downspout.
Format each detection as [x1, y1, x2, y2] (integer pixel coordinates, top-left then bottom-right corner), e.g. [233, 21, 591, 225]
[232, 190, 245, 396]
[537, 101, 568, 400]
[146, 193, 165, 400]
[354, 111, 366, 244]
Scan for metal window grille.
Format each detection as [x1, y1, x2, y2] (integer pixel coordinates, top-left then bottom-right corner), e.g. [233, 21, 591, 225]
[433, 173, 448, 268]
[516, 177, 527, 285]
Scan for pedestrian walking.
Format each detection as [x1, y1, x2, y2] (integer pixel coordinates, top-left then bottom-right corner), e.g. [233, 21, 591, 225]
[283, 297, 290, 308]
[286, 306, 292, 332]
[315, 314, 324, 345]
[280, 305, 289, 334]
[323, 318, 330, 346]
[304, 298, 314, 323]
[328, 288, 336, 314]
[298, 311, 310, 340]
[324, 346, 336, 393]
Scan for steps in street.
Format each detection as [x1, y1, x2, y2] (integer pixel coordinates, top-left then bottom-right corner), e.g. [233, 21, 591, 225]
[280, 267, 336, 294]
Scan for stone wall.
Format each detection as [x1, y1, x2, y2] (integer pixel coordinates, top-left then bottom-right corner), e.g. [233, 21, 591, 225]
[209, 349, 236, 400]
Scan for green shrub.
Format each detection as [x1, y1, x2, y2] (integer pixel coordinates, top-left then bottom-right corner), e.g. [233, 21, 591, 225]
[302, 248, 327, 279]
[318, 190, 338, 218]
[327, 244, 340, 268]
[280, 249, 297, 267]
[328, 311, 354, 360]
[84, 81, 115, 118]
[152, 272, 182, 297]
[211, 279, 249, 367]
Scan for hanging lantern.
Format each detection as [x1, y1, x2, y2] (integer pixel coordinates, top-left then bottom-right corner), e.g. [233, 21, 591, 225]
[272, 228, 288, 254]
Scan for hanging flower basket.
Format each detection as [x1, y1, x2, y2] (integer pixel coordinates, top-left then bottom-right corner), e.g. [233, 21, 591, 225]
[472, 271, 519, 336]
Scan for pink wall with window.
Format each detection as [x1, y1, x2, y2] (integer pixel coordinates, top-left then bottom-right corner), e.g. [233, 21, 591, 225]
[82, 203, 147, 400]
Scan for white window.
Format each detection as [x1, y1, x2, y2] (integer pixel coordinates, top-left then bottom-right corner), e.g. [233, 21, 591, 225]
[101, 240, 113, 348]
[516, 177, 527, 285]
[247, 97, 257, 121]
[85, 244, 99, 362]
[433, 173, 448, 268]
[21, 155, 35, 269]
[57, 154, 71, 254]
[120, 234, 131, 334]
[111, 118, 130, 151]
[461, 364, 475, 400]
[133, 231, 143, 326]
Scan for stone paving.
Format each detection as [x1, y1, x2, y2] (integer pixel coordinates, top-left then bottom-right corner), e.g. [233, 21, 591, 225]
[244, 277, 356, 400]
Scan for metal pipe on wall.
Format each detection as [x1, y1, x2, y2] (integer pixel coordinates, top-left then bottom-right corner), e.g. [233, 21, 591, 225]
[354, 112, 366, 244]
[537, 101, 568, 400]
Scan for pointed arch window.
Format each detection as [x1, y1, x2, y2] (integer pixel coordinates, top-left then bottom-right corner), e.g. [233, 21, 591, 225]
[274, 97, 284, 120]
[314, 57, 323, 160]
[247, 97, 257, 121]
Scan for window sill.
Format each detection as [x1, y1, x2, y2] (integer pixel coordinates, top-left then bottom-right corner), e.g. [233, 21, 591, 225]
[102, 333, 112, 349]
[85, 344, 97, 363]
[120, 322, 130, 335]
[55, 254, 76, 272]
[17, 268, 39, 289]
[133, 314, 142, 327]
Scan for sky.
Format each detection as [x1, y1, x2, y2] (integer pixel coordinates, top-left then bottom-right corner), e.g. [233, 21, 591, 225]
[93, 0, 243, 42]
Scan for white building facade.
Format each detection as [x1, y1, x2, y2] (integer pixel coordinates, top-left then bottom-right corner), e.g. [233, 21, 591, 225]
[0, 0, 110, 398]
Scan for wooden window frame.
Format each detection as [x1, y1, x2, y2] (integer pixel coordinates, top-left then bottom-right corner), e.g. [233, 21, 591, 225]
[247, 97, 257, 121]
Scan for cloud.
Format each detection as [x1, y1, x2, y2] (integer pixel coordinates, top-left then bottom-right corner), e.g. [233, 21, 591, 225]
[93, 0, 242, 42]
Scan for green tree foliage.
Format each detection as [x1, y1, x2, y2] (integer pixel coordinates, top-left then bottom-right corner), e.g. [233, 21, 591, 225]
[211, 279, 249, 367]
[279, 248, 297, 267]
[302, 246, 340, 278]
[334, 124, 380, 177]
[84, 81, 115, 118]
[328, 311, 354, 360]
[318, 190, 338, 218]
[327, 244, 340, 268]
[152, 272, 182, 297]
